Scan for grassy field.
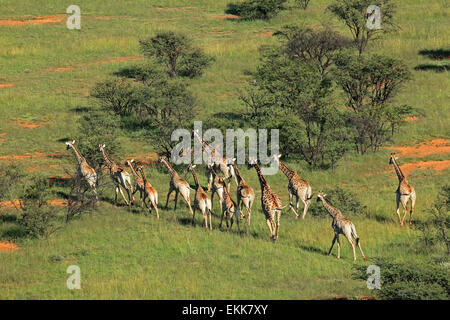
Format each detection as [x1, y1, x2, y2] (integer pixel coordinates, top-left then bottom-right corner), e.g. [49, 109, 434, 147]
[0, 0, 449, 299]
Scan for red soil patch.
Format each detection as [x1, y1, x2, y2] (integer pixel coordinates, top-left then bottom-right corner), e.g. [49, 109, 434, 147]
[90, 56, 143, 65]
[0, 132, 5, 142]
[53, 67, 74, 72]
[0, 83, 14, 89]
[211, 14, 240, 20]
[15, 120, 48, 129]
[396, 160, 450, 176]
[0, 198, 67, 209]
[94, 16, 113, 20]
[405, 116, 419, 122]
[156, 6, 199, 11]
[386, 139, 450, 157]
[0, 241, 20, 253]
[0, 152, 45, 161]
[256, 31, 274, 37]
[48, 175, 72, 184]
[0, 15, 66, 26]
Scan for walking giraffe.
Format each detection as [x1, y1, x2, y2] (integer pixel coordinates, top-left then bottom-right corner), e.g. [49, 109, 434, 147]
[65, 140, 98, 201]
[98, 144, 134, 206]
[193, 129, 237, 191]
[317, 192, 367, 262]
[125, 159, 145, 207]
[159, 157, 193, 215]
[226, 158, 255, 225]
[272, 154, 312, 219]
[207, 161, 225, 211]
[188, 164, 212, 229]
[136, 164, 159, 219]
[248, 158, 286, 242]
[219, 178, 240, 232]
[389, 153, 416, 226]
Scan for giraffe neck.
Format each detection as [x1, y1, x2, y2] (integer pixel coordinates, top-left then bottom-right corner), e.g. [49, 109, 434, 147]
[101, 148, 115, 169]
[232, 162, 244, 184]
[194, 131, 221, 159]
[161, 159, 176, 177]
[137, 167, 150, 186]
[392, 158, 405, 181]
[253, 163, 268, 191]
[320, 198, 339, 219]
[190, 167, 200, 188]
[70, 145, 85, 166]
[278, 159, 295, 180]
[128, 162, 141, 181]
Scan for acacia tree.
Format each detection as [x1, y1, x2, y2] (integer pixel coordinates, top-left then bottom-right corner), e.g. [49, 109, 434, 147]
[274, 26, 351, 79]
[333, 52, 411, 153]
[327, 0, 396, 54]
[139, 32, 213, 78]
[225, 0, 287, 20]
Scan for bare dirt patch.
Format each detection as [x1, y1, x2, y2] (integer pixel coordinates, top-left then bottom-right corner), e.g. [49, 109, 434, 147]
[386, 139, 450, 157]
[0, 198, 67, 209]
[0, 14, 66, 26]
[0, 83, 14, 89]
[15, 120, 49, 129]
[0, 241, 20, 252]
[0, 152, 45, 161]
[397, 160, 450, 176]
[156, 6, 199, 11]
[211, 14, 240, 20]
[256, 31, 274, 37]
[405, 116, 419, 122]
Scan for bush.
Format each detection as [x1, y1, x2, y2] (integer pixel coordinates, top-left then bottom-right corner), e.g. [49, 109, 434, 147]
[139, 32, 213, 78]
[225, 0, 287, 20]
[353, 258, 449, 300]
[297, 0, 311, 10]
[310, 186, 367, 217]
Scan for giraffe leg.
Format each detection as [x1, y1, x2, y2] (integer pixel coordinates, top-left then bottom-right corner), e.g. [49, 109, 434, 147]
[114, 186, 119, 205]
[356, 238, 367, 261]
[328, 235, 337, 256]
[274, 209, 281, 241]
[165, 187, 174, 209]
[118, 186, 130, 206]
[289, 192, 299, 218]
[192, 205, 196, 225]
[219, 207, 225, 228]
[173, 191, 179, 211]
[234, 207, 240, 232]
[409, 192, 416, 226]
[203, 211, 208, 230]
[265, 218, 274, 240]
[400, 195, 409, 226]
[345, 233, 357, 262]
[301, 198, 310, 220]
[395, 192, 403, 226]
[208, 209, 212, 230]
[336, 235, 341, 259]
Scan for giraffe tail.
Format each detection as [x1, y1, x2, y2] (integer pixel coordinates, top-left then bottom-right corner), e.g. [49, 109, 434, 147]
[351, 224, 359, 244]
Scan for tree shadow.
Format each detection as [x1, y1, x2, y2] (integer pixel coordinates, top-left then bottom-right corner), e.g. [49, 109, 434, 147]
[414, 64, 450, 72]
[0, 214, 18, 223]
[298, 244, 327, 256]
[418, 49, 450, 60]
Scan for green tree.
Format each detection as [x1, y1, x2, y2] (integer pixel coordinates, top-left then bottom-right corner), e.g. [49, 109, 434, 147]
[327, 0, 396, 54]
[139, 32, 213, 78]
[225, 0, 287, 20]
[333, 52, 411, 153]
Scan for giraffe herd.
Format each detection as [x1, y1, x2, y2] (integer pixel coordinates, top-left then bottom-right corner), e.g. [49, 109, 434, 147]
[65, 136, 416, 262]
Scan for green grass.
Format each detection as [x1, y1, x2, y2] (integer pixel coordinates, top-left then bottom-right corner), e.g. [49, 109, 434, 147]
[0, 0, 449, 299]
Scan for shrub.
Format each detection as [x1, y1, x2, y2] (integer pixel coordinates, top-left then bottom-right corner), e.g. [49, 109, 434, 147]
[310, 186, 367, 217]
[353, 258, 450, 300]
[225, 0, 287, 20]
[139, 32, 213, 78]
[297, 0, 311, 10]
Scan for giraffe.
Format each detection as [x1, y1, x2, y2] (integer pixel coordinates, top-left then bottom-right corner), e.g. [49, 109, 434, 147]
[65, 140, 98, 201]
[137, 164, 159, 219]
[317, 192, 367, 262]
[125, 159, 145, 207]
[226, 158, 255, 225]
[272, 154, 312, 220]
[192, 129, 237, 191]
[158, 157, 193, 215]
[389, 153, 416, 226]
[188, 164, 212, 230]
[207, 161, 225, 212]
[98, 144, 134, 206]
[219, 178, 240, 232]
[248, 158, 286, 242]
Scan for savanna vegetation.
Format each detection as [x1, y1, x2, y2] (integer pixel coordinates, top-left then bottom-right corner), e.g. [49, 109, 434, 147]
[0, 0, 449, 300]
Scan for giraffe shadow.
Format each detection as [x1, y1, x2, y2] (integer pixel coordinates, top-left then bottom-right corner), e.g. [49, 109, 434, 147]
[298, 244, 327, 256]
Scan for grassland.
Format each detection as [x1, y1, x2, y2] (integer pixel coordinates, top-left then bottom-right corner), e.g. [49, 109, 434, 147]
[0, 0, 449, 299]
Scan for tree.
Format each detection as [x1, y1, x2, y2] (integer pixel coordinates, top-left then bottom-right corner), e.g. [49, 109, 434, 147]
[297, 0, 311, 10]
[327, 0, 396, 54]
[333, 52, 411, 153]
[241, 45, 352, 168]
[225, 0, 287, 20]
[139, 32, 213, 78]
[274, 26, 351, 79]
